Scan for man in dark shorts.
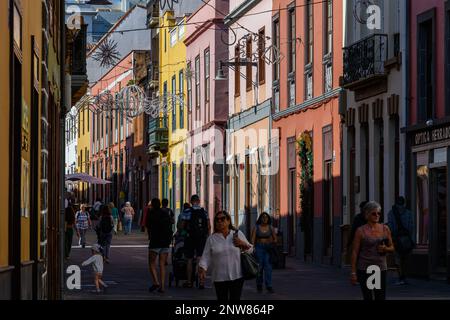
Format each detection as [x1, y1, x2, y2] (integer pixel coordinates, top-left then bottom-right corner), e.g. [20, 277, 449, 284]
[181, 195, 210, 289]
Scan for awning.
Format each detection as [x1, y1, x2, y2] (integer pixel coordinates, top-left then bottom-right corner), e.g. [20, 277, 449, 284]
[65, 173, 112, 185]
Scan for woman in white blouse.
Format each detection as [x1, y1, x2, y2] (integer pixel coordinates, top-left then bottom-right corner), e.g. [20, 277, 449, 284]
[198, 211, 253, 300]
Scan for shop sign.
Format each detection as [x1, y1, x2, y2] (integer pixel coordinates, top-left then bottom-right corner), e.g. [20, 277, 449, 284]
[413, 125, 450, 147]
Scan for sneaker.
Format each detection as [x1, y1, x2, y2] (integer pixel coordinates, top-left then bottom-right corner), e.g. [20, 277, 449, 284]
[267, 287, 274, 294]
[149, 284, 160, 292]
[257, 285, 263, 293]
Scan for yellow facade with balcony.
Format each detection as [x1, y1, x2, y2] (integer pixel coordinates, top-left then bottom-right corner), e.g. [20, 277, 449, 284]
[76, 99, 91, 204]
[159, 11, 188, 214]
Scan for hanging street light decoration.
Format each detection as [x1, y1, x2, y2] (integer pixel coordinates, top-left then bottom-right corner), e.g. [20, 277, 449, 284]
[92, 38, 121, 68]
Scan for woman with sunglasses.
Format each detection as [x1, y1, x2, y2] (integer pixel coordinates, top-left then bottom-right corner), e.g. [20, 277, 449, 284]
[351, 201, 395, 300]
[198, 211, 253, 300]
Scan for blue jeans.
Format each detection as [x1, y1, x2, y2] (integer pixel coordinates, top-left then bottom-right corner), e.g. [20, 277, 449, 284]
[124, 217, 132, 234]
[255, 243, 273, 288]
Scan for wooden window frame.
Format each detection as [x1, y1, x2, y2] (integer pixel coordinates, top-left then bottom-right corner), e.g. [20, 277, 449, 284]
[258, 27, 266, 85]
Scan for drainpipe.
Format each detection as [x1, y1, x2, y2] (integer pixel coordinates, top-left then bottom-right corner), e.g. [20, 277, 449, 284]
[60, 0, 66, 300]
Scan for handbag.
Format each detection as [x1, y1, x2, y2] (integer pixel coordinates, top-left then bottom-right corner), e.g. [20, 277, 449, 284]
[235, 231, 259, 280]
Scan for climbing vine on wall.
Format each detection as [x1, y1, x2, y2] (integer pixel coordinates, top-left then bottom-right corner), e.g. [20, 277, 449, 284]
[297, 131, 313, 232]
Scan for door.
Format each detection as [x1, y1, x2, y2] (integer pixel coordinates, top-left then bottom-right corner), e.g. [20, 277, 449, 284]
[323, 161, 333, 259]
[288, 169, 297, 255]
[431, 167, 447, 275]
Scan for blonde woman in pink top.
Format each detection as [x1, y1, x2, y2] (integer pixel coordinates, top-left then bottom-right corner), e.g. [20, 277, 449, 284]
[121, 202, 135, 235]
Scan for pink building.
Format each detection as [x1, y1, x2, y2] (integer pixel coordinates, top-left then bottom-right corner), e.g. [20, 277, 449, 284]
[406, 0, 450, 279]
[89, 52, 136, 207]
[184, 0, 229, 216]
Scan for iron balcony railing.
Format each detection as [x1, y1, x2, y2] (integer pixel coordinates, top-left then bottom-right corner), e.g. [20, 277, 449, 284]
[342, 34, 388, 86]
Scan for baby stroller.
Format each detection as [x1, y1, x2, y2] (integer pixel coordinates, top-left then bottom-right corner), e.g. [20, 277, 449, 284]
[168, 232, 198, 287]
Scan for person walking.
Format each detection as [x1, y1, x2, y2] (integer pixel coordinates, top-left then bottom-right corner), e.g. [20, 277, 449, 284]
[65, 204, 76, 259]
[146, 198, 173, 294]
[109, 202, 119, 235]
[81, 243, 108, 294]
[351, 201, 395, 300]
[121, 202, 135, 235]
[141, 201, 152, 232]
[161, 198, 175, 228]
[199, 211, 253, 301]
[387, 196, 415, 285]
[75, 204, 91, 248]
[97, 205, 114, 263]
[251, 212, 277, 293]
[182, 195, 210, 289]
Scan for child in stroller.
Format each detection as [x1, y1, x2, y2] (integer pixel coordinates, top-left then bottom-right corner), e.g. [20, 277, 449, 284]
[168, 232, 198, 287]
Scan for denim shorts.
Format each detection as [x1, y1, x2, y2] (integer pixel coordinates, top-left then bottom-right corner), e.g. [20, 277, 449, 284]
[149, 248, 170, 255]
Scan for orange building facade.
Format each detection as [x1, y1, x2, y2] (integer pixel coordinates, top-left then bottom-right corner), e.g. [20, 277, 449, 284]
[271, 0, 343, 265]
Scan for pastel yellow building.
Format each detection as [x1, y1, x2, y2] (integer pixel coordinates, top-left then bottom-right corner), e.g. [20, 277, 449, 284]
[76, 98, 91, 203]
[0, 0, 11, 274]
[159, 11, 188, 214]
[0, 0, 64, 300]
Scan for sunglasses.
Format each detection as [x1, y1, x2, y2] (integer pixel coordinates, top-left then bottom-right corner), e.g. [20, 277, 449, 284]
[215, 216, 227, 222]
[370, 212, 381, 216]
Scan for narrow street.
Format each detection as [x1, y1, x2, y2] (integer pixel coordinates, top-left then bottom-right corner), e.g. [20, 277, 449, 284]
[64, 228, 450, 300]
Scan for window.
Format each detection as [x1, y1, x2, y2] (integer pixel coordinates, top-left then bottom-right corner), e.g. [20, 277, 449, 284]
[235, 45, 240, 96]
[306, 72, 313, 100]
[13, 4, 22, 50]
[273, 18, 280, 81]
[163, 81, 168, 127]
[258, 28, 266, 84]
[164, 29, 167, 52]
[288, 6, 296, 108]
[83, 107, 86, 135]
[179, 70, 184, 129]
[446, 2, 450, 116]
[272, 17, 280, 113]
[416, 159, 429, 246]
[204, 48, 210, 103]
[187, 62, 192, 114]
[78, 110, 81, 138]
[195, 55, 200, 109]
[172, 75, 176, 131]
[178, 24, 185, 39]
[170, 28, 177, 47]
[306, 0, 314, 65]
[246, 37, 252, 91]
[417, 9, 436, 122]
[324, 0, 333, 55]
[288, 8, 296, 73]
[324, 62, 333, 93]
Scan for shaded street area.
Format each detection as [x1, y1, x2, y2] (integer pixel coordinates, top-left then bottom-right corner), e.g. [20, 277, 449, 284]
[64, 229, 450, 300]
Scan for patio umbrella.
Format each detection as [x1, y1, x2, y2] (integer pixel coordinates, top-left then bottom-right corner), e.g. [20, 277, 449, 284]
[65, 172, 112, 185]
